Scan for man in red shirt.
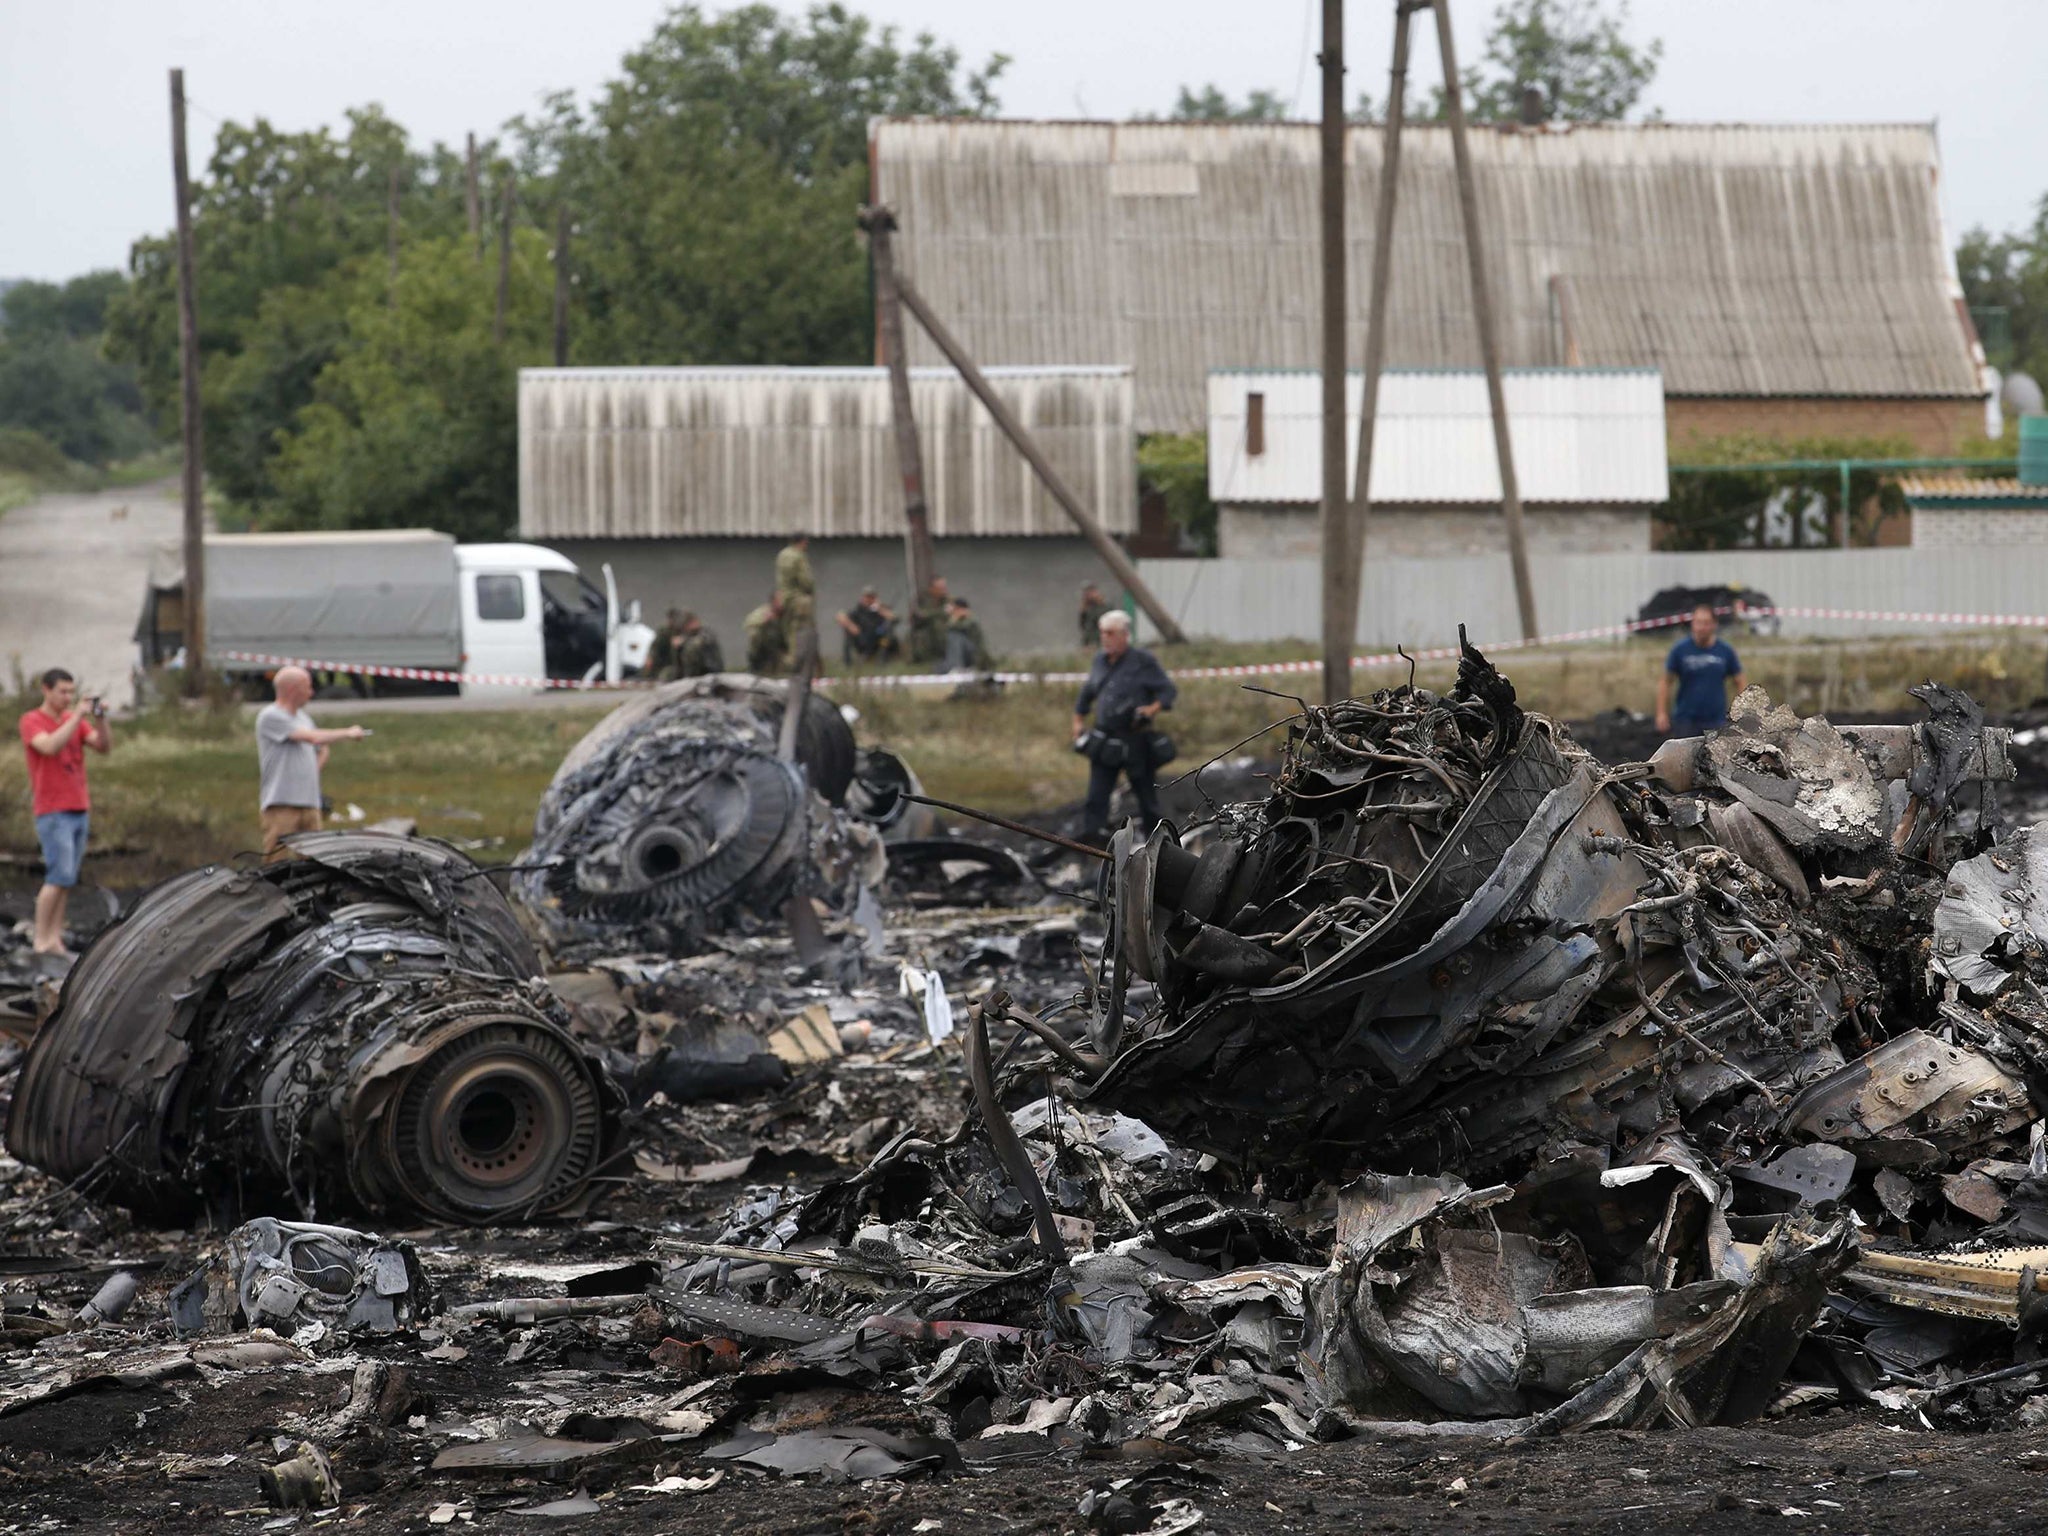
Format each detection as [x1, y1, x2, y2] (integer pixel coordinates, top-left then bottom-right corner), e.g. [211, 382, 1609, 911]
[18, 668, 113, 957]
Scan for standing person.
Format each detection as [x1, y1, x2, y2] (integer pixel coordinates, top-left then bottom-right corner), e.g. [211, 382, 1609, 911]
[943, 596, 990, 673]
[1656, 601, 1746, 736]
[909, 575, 950, 665]
[1078, 583, 1111, 648]
[1071, 611, 1177, 841]
[836, 587, 899, 664]
[744, 593, 789, 675]
[18, 668, 112, 957]
[256, 666, 365, 859]
[774, 535, 816, 654]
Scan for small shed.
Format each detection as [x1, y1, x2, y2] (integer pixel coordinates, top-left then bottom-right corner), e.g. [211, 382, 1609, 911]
[519, 365, 1136, 654]
[1207, 367, 1669, 559]
[1901, 475, 2048, 547]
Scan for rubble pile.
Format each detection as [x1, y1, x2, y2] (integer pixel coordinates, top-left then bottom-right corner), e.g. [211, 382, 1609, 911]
[22, 651, 2048, 1524]
[515, 677, 888, 958]
[5, 832, 626, 1225]
[640, 643, 2048, 1445]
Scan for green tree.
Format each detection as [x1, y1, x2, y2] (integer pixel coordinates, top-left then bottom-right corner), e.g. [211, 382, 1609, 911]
[105, 107, 479, 479]
[0, 271, 127, 341]
[1165, 84, 1291, 122]
[518, 3, 1006, 368]
[0, 270, 154, 466]
[265, 233, 553, 541]
[1958, 206, 2048, 385]
[1434, 0, 1660, 123]
[1657, 433, 1915, 552]
[102, 5, 1008, 538]
[1137, 434, 1217, 555]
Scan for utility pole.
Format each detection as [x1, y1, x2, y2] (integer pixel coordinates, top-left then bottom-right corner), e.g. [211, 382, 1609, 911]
[857, 205, 937, 605]
[890, 270, 1188, 644]
[169, 68, 206, 697]
[465, 133, 482, 258]
[1317, 0, 1349, 704]
[553, 203, 571, 367]
[1434, 0, 1538, 640]
[1343, 2, 1419, 694]
[493, 173, 514, 348]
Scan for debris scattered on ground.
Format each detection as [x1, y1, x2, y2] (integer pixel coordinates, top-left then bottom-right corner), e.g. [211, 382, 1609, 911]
[17, 646, 2048, 1528]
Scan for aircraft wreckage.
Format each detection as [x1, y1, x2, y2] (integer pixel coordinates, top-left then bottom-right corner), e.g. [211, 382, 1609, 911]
[4, 833, 626, 1226]
[15, 644, 2048, 1449]
[514, 676, 898, 958]
[791, 634, 2048, 1431]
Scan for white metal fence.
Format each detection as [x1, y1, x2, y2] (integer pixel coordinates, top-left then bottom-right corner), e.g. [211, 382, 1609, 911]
[1134, 548, 2048, 650]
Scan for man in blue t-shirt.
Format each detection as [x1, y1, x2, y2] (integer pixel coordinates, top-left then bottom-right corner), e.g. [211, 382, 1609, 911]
[1656, 602, 1745, 735]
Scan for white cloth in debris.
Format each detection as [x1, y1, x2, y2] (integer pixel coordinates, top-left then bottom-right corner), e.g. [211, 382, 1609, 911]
[898, 964, 954, 1044]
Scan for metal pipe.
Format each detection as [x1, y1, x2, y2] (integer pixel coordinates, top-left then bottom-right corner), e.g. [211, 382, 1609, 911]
[902, 792, 1111, 861]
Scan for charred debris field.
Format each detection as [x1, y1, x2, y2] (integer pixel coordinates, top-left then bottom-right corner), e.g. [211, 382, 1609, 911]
[13, 663, 2048, 1531]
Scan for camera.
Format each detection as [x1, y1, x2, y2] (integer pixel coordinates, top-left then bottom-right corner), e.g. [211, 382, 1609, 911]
[87, 695, 106, 718]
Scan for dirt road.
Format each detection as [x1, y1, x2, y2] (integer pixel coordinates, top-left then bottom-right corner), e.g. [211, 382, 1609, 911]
[0, 478, 180, 706]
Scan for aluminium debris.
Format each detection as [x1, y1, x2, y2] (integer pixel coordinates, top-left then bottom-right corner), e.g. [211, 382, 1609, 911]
[516, 676, 888, 958]
[5, 832, 627, 1225]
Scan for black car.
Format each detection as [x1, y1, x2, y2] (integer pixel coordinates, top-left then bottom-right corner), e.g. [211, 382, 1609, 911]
[1635, 582, 1780, 638]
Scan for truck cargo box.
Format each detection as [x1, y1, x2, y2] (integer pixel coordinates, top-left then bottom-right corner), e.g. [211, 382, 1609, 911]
[138, 530, 463, 671]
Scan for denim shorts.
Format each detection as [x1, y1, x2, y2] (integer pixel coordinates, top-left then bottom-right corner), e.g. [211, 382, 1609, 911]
[34, 810, 90, 888]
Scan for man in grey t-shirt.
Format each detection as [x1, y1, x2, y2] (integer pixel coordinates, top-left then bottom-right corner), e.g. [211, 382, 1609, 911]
[256, 666, 365, 859]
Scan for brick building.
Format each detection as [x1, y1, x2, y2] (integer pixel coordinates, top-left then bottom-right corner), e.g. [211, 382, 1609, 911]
[872, 119, 1990, 457]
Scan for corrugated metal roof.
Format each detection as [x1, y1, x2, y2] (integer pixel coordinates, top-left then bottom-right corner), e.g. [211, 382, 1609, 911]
[1209, 367, 1667, 505]
[519, 366, 1135, 539]
[1900, 475, 2048, 503]
[872, 120, 1984, 434]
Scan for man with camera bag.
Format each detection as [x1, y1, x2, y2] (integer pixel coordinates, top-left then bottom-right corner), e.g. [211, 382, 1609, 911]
[1070, 610, 1177, 843]
[18, 667, 113, 958]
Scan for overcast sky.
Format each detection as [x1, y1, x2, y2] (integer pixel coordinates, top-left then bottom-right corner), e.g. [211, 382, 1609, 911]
[4, 0, 2045, 281]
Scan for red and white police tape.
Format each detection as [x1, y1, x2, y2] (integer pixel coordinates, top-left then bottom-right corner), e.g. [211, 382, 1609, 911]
[217, 603, 2048, 694]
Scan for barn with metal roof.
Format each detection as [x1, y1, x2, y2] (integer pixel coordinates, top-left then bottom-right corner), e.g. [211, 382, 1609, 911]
[518, 364, 1138, 655]
[871, 119, 1989, 453]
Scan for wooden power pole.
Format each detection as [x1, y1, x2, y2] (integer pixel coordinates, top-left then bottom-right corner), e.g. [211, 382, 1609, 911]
[1317, 0, 1349, 704]
[1434, 0, 1538, 640]
[553, 204, 571, 367]
[857, 205, 937, 605]
[1343, 3, 1419, 694]
[169, 68, 206, 696]
[493, 174, 514, 347]
[890, 271, 1187, 644]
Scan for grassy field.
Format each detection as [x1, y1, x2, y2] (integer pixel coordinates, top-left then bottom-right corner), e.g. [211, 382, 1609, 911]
[3, 627, 2043, 883]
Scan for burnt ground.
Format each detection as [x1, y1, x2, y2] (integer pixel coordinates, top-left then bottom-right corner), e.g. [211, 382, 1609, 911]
[11, 714, 2048, 1533]
[8, 1341, 2048, 1535]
